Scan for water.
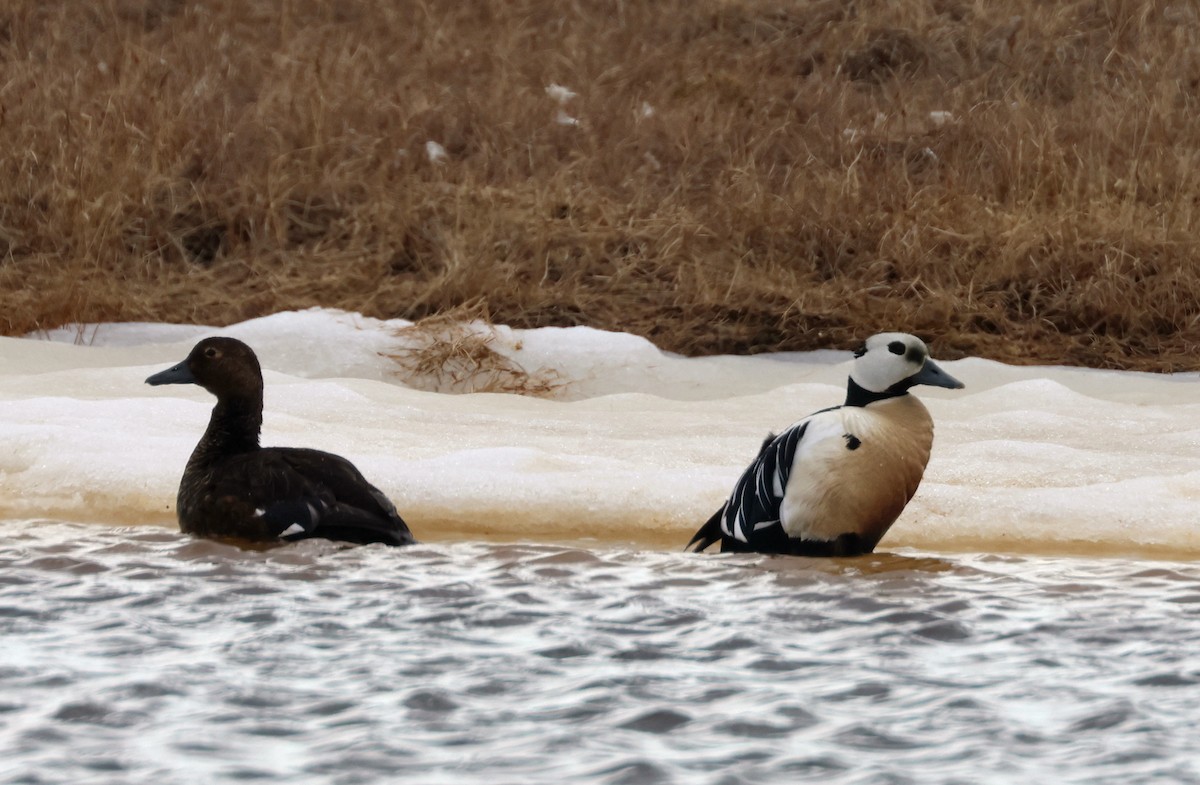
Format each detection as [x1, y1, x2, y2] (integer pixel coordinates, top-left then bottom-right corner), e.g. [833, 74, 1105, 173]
[4, 309, 1200, 782]
[2, 521, 1198, 784]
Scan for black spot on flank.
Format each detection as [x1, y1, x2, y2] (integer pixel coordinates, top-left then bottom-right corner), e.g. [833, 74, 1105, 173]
[853, 344, 867, 358]
[888, 341, 906, 356]
[844, 434, 861, 450]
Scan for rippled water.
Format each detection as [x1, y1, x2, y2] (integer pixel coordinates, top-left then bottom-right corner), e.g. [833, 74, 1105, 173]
[2, 522, 1199, 785]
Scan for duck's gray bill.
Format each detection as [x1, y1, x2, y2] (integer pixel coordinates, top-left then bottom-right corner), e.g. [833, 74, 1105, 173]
[145, 362, 195, 386]
[911, 358, 964, 390]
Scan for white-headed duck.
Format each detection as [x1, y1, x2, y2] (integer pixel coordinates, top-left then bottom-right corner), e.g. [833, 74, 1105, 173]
[687, 333, 963, 556]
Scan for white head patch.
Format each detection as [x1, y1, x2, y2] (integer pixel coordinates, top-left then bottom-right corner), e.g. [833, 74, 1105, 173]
[850, 333, 929, 393]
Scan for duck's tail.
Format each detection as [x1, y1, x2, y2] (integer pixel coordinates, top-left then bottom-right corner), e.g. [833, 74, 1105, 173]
[317, 504, 416, 547]
[685, 507, 725, 553]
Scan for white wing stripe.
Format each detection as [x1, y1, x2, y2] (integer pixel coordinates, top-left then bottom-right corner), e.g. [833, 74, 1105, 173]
[718, 417, 816, 544]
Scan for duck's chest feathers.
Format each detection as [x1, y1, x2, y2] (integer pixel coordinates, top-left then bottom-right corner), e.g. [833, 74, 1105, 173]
[176, 450, 225, 530]
[176, 430, 256, 534]
[779, 395, 934, 546]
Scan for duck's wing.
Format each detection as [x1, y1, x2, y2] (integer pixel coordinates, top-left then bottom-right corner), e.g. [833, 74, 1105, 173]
[686, 427, 805, 554]
[213, 448, 415, 546]
[720, 424, 809, 553]
[684, 506, 727, 553]
[686, 432, 780, 552]
[274, 448, 415, 546]
[688, 407, 841, 554]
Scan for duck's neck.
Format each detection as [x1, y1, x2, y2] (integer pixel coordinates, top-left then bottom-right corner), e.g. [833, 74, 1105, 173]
[844, 377, 909, 408]
[189, 394, 263, 466]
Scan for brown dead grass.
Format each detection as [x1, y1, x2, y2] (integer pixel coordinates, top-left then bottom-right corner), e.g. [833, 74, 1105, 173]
[2, 0, 1200, 370]
[385, 301, 565, 397]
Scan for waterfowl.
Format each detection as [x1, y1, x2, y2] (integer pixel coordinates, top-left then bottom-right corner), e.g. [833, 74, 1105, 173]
[146, 337, 415, 547]
[687, 333, 963, 557]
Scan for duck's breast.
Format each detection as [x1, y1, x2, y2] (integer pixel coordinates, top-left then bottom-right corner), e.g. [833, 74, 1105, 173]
[779, 396, 934, 546]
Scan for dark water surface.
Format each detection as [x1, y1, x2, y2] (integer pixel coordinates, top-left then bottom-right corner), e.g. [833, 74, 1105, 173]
[2, 521, 1198, 785]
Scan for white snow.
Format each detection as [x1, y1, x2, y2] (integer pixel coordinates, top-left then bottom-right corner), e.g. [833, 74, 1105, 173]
[4, 307, 1200, 557]
[424, 140, 447, 164]
[545, 84, 580, 126]
[544, 83, 577, 104]
[554, 108, 580, 127]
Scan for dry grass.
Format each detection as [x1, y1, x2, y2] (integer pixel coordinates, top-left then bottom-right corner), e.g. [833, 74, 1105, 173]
[2, 0, 1200, 369]
[386, 301, 565, 397]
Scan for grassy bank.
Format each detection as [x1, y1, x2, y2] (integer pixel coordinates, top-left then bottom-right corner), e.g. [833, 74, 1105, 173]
[2, 0, 1199, 369]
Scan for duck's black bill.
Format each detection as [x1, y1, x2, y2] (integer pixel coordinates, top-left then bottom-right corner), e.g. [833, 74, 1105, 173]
[911, 358, 964, 390]
[146, 361, 196, 386]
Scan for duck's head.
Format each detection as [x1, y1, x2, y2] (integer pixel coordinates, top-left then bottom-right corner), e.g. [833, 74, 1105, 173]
[847, 332, 963, 403]
[146, 337, 263, 399]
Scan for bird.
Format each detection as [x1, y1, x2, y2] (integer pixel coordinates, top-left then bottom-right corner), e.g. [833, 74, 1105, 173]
[146, 337, 415, 547]
[686, 333, 963, 557]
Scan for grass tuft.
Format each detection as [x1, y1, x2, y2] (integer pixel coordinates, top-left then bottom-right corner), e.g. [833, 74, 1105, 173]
[386, 302, 566, 397]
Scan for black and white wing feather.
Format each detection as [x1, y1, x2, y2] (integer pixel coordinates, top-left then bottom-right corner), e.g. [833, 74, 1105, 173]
[687, 413, 825, 554]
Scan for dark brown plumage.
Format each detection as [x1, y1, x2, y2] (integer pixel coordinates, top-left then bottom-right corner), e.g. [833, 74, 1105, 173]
[146, 337, 415, 546]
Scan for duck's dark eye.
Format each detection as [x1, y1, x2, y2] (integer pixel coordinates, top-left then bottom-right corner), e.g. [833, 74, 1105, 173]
[888, 341, 906, 355]
[204, 347, 219, 359]
[853, 344, 867, 358]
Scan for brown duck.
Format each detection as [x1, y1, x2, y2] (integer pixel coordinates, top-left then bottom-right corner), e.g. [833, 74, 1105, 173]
[146, 337, 415, 546]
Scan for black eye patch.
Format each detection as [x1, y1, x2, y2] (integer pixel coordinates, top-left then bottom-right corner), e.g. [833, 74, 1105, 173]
[887, 341, 906, 355]
[853, 345, 867, 358]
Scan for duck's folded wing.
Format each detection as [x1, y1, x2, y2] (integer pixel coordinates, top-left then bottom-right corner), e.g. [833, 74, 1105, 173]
[275, 448, 415, 545]
[714, 421, 811, 553]
[213, 449, 414, 546]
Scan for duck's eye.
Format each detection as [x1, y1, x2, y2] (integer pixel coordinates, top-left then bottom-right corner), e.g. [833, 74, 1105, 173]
[888, 341, 906, 355]
[204, 347, 219, 359]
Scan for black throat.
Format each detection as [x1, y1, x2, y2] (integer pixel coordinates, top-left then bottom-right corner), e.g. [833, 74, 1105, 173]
[844, 377, 910, 408]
